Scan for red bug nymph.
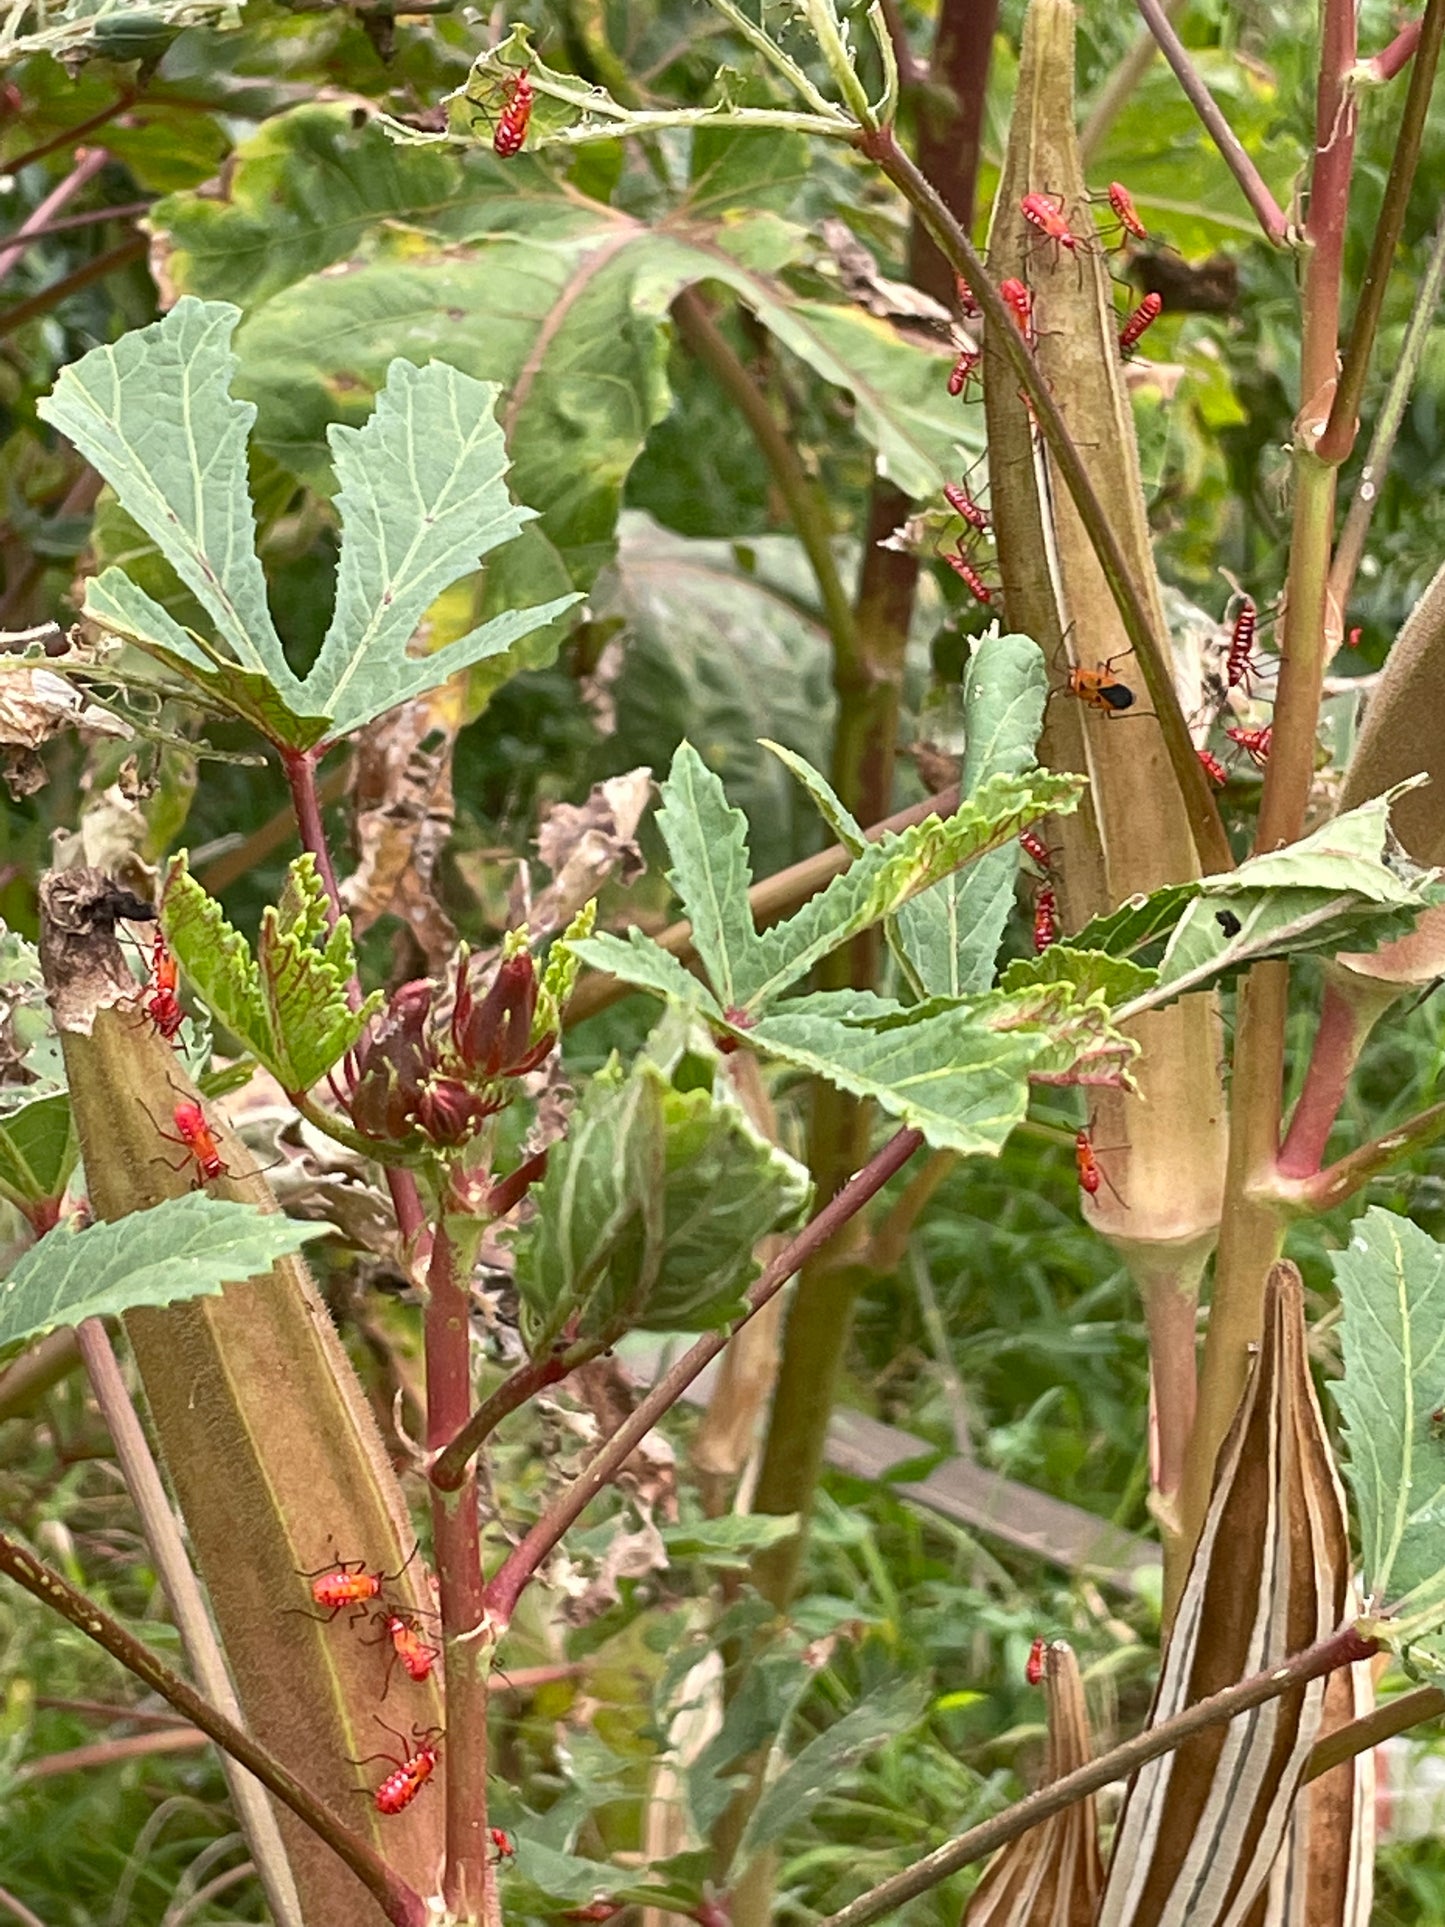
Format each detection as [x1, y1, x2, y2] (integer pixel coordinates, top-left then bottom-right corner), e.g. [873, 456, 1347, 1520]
[142, 931, 185, 1040]
[1118, 292, 1162, 358]
[1197, 747, 1228, 787]
[1225, 596, 1262, 693]
[998, 276, 1035, 345]
[943, 480, 990, 537]
[493, 66, 533, 157]
[1226, 723, 1272, 768]
[946, 344, 981, 397]
[939, 541, 992, 605]
[152, 1099, 227, 1186]
[365, 1608, 440, 1695]
[1105, 181, 1147, 242]
[1074, 1128, 1102, 1196]
[1020, 191, 1090, 258]
[1018, 827, 1052, 872]
[1026, 1637, 1047, 1685]
[1033, 885, 1059, 954]
[351, 1720, 443, 1816]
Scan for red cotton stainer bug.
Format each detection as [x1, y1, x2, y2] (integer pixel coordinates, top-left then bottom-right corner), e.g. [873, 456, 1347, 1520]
[366, 1608, 439, 1696]
[151, 1099, 227, 1186]
[298, 1540, 422, 1625]
[946, 345, 981, 397]
[351, 1719, 443, 1816]
[1026, 1637, 1047, 1685]
[1106, 181, 1148, 242]
[943, 480, 990, 537]
[1021, 191, 1091, 258]
[939, 539, 993, 605]
[140, 931, 184, 1040]
[493, 65, 533, 156]
[1033, 885, 1059, 953]
[1118, 292, 1162, 358]
[1019, 826, 1052, 871]
[1226, 723, 1272, 768]
[1225, 596, 1262, 693]
[1197, 747, 1229, 787]
[998, 276, 1035, 345]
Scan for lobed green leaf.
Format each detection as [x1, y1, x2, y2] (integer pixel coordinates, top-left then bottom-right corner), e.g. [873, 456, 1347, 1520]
[0, 1196, 326, 1352]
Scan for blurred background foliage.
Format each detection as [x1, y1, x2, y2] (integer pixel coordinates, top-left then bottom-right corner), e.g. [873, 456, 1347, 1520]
[5, 0, 1445, 1919]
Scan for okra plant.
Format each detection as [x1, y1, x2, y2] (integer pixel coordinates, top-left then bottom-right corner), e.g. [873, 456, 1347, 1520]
[6, 0, 1445, 1924]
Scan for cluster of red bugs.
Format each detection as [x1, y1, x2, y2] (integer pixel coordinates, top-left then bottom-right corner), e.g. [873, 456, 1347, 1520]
[936, 180, 1166, 610]
[302, 1551, 446, 1814]
[1195, 593, 1277, 780]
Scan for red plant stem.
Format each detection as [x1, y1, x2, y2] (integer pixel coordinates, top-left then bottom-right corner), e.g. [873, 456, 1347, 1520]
[0, 198, 152, 252]
[279, 747, 344, 926]
[1368, 16, 1423, 80]
[423, 1197, 494, 1921]
[1296, 1096, 1445, 1211]
[0, 148, 110, 285]
[432, 1346, 587, 1492]
[1133, 0, 1290, 243]
[482, 1126, 925, 1628]
[0, 235, 147, 343]
[1277, 975, 1384, 1176]
[3, 93, 136, 174]
[819, 1621, 1378, 1927]
[19, 1728, 206, 1778]
[0, 1530, 426, 1927]
[0, 1885, 48, 1927]
[1320, 0, 1445, 464]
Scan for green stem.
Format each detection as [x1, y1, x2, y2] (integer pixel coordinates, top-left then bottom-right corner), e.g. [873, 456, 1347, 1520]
[706, 0, 842, 118]
[671, 289, 860, 679]
[861, 126, 1231, 876]
[1319, 0, 1445, 464]
[423, 1195, 495, 1922]
[1305, 1682, 1444, 1779]
[819, 1620, 1378, 1927]
[0, 1531, 426, 1927]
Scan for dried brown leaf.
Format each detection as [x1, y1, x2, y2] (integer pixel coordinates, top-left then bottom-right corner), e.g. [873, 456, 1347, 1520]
[515, 767, 653, 938]
[341, 687, 460, 971]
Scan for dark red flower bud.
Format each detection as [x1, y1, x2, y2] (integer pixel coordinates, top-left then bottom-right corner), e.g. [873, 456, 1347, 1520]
[349, 979, 434, 1141]
[413, 1076, 499, 1148]
[453, 950, 539, 1079]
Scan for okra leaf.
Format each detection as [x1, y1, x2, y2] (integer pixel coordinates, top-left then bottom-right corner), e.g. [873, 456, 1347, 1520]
[655, 742, 761, 1011]
[257, 858, 382, 1092]
[749, 991, 1049, 1155]
[739, 767, 1083, 1011]
[0, 1096, 77, 1216]
[0, 1195, 326, 1352]
[739, 1677, 932, 1861]
[37, 301, 306, 713]
[0, 0, 234, 65]
[42, 302, 574, 749]
[305, 357, 578, 740]
[567, 931, 722, 1017]
[1071, 882, 1201, 964]
[514, 1056, 809, 1349]
[1332, 1210, 1445, 1626]
[1000, 946, 1158, 1008]
[889, 632, 1051, 997]
[163, 855, 377, 1093]
[161, 858, 274, 1068]
[662, 1513, 802, 1570]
